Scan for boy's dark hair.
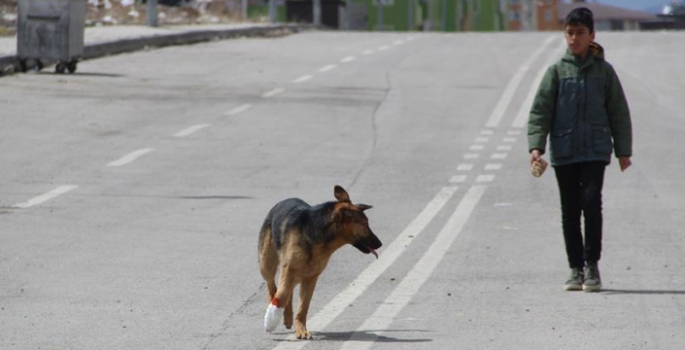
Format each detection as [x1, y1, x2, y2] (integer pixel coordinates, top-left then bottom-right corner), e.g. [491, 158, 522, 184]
[565, 7, 594, 33]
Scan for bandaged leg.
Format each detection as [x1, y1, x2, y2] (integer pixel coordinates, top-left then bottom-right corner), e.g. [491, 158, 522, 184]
[264, 298, 283, 333]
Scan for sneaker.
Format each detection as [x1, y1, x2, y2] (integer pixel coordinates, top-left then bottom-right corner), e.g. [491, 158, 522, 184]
[564, 267, 584, 291]
[583, 262, 602, 292]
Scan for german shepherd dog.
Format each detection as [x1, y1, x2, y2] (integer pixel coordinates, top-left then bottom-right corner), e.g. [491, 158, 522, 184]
[259, 185, 382, 339]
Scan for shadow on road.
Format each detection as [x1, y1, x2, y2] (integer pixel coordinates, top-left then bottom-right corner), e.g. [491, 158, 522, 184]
[601, 289, 685, 295]
[303, 329, 432, 343]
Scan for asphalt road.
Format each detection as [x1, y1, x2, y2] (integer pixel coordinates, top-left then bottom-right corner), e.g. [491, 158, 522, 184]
[1, 31, 684, 350]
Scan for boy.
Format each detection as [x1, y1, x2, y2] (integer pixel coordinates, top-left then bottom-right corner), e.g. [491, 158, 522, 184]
[527, 7, 633, 292]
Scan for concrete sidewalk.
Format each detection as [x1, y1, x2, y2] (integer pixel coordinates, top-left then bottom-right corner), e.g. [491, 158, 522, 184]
[0, 22, 302, 76]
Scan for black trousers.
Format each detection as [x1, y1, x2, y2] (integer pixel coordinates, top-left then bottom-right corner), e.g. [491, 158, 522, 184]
[553, 161, 607, 269]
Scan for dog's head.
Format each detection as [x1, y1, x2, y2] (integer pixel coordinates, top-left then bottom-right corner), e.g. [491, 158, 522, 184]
[332, 185, 382, 258]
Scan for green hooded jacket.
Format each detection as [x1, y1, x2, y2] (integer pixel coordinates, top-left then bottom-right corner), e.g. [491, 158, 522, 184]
[527, 42, 632, 166]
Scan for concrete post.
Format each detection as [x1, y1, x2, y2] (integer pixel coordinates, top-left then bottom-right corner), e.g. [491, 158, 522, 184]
[314, 0, 322, 26]
[147, 0, 158, 27]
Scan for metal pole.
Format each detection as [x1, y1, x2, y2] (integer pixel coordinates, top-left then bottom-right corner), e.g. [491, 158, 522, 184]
[377, 1, 383, 31]
[313, 0, 322, 26]
[345, 0, 352, 30]
[147, 0, 158, 27]
[242, 0, 248, 20]
[269, 0, 276, 23]
[441, 0, 447, 31]
[408, 0, 413, 31]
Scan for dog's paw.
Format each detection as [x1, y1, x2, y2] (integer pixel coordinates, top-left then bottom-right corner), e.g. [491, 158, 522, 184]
[295, 328, 312, 340]
[264, 304, 283, 333]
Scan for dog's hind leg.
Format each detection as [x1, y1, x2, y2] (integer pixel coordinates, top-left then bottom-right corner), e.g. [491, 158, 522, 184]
[294, 275, 320, 340]
[284, 293, 294, 329]
[258, 224, 279, 304]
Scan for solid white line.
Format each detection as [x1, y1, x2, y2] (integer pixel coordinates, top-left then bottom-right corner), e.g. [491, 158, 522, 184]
[107, 148, 154, 167]
[225, 104, 252, 116]
[485, 36, 557, 128]
[12, 185, 78, 209]
[318, 65, 337, 73]
[512, 41, 567, 129]
[341, 56, 356, 63]
[173, 124, 210, 137]
[293, 75, 313, 83]
[271, 186, 460, 349]
[340, 186, 486, 350]
[262, 88, 285, 98]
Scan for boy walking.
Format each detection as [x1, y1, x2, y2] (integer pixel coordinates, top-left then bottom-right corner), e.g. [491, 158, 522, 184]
[527, 8, 633, 292]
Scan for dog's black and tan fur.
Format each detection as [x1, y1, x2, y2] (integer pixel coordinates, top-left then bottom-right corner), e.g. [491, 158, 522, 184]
[258, 185, 382, 339]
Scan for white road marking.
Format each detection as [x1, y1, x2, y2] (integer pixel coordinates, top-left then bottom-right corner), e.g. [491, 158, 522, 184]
[485, 36, 557, 128]
[512, 41, 568, 128]
[107, 148, 154, 167]
[341, 56, 356, 63]
[507, 130, 522, 135]
[469, 145, 485, 151]
[271, 186, 460, 349]
[497, 145, 513, 151]
[340, 186, 487, 350]
[491, 153, 508, 159]
[485, 163, 503, 171]
[407, 36, 416, 41]
[362, 49, 375, 55]
[12, 185, 78, 209]
[318, 65, 337, 73]
[457, 164, 474, 171]
[173, 124, 210, 137]
[293, 75, 313, 83]
[477, 175, 496, 183]
[378, 45, 390, 51]
[464, 153, 479, 159]
[481, 130, 494, 135]
[503, 137, 517, 143]
[393, 40, 404, 45]
[476, 137, 490, 143]
[449, 175, 467, 183]
[225, 104, 253, 116]
[262, 88, 285, 98]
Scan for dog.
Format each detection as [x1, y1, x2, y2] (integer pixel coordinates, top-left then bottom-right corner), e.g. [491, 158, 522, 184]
[259, 185, 382, 339]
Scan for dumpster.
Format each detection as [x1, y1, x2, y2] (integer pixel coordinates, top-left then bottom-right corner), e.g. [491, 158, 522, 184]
[17, 0, 86, 73]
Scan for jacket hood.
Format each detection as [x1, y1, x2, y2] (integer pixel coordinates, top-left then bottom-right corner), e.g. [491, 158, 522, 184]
[563, 42, 605, 63]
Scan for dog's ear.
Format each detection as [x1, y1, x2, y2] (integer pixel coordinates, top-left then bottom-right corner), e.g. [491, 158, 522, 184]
[356, 204, 373, 212]
[334, 185, 350, 203]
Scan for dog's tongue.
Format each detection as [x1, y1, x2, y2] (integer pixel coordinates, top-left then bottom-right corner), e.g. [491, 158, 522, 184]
[371, 249, 378, 259]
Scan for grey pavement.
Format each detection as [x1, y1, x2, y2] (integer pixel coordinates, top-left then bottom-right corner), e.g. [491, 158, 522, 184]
[1, 30, 684, 350]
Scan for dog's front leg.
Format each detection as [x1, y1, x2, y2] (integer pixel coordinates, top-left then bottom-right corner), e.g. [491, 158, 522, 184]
[294, 275, 320, 340]
[264, 270, 295, 333]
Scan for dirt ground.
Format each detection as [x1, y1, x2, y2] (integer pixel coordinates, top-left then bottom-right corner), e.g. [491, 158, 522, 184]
[0, 0, 252, 37]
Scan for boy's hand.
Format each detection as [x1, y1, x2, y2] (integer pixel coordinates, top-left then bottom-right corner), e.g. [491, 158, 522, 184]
[619, 156, 632, 172]
[530, 149, 543, 165]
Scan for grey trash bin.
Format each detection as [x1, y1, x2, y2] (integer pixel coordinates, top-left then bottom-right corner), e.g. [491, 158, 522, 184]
[17, 0, 86, 73]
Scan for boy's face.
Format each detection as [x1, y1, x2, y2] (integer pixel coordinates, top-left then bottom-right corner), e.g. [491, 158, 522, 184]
[565, 24, 595, 57]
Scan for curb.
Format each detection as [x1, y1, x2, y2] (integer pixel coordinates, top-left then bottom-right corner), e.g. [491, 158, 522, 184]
[0, 24, 305, 77]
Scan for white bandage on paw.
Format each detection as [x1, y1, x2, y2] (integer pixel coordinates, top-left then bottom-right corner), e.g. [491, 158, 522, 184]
[264, 303, 283, 333]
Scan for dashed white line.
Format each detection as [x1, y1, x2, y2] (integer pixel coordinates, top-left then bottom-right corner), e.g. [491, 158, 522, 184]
[497, 145, 513, 151]
[318, 65, 337, 73]
[457, 164, 474, 171]
[476, 137, 490, 143]
[393, 40, 404, 45]
[464, 153, 479, 159]
[173, 124, 210, 137]
[262, 88, 285, 98]
[107, 148, 154, 167]
[271, 186, 460, 349]
[477, 175, 496, 183]
[226, 104, 253, 116]
[293, 75, 313, 83]
[507, 130, 522, 135]
[469, 145, 485, 151]
[12, 185, 78, 209]
[340, 186, 486, 350]
[485, 163, 503, 171]
[449, 175, 467, 183]
[378, 45, 390, 51]
[503, 137, 517, 143]
[481, 130, 494, 136]
[341, 56, 356, 63]
[491, 153, 509, 160]
[362, 49, 375, 55]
